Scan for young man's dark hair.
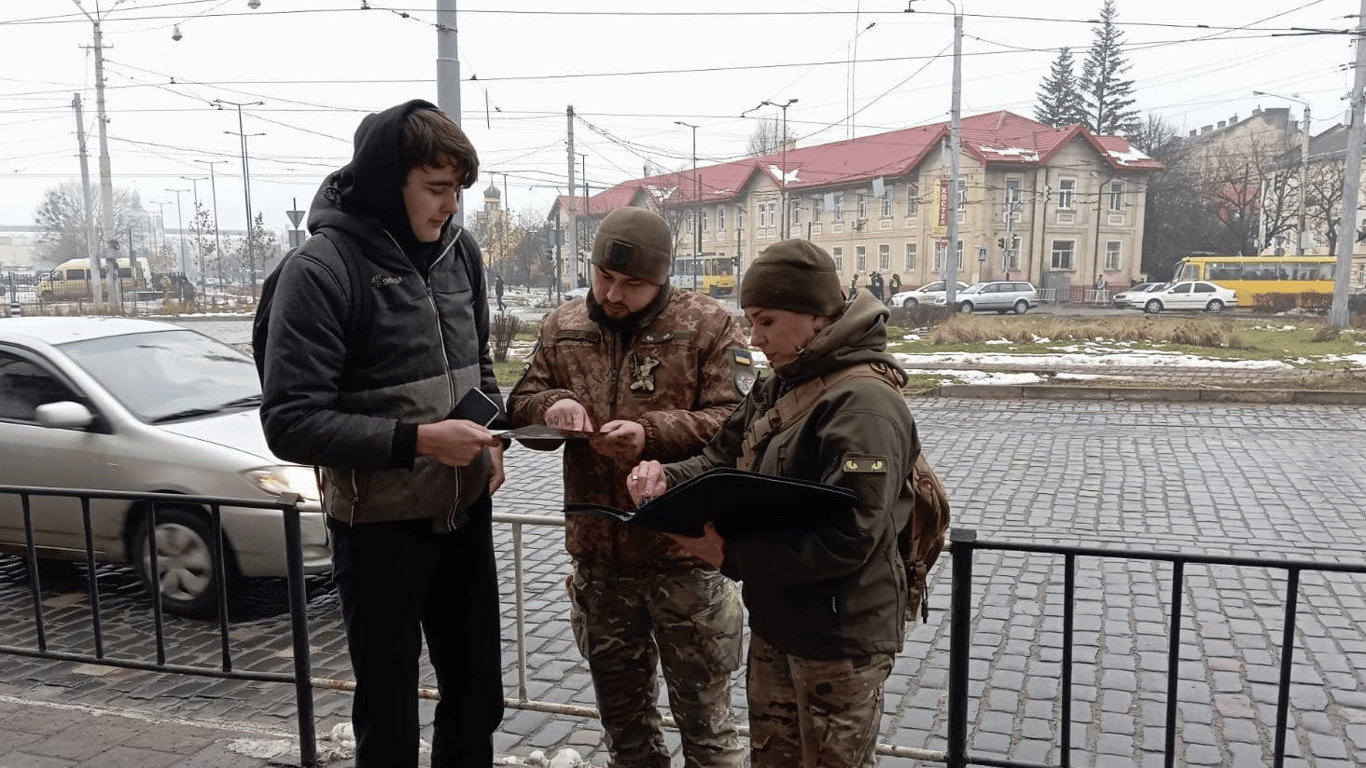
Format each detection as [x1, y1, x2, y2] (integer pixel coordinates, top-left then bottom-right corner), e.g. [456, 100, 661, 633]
[259, 99, 504, 768]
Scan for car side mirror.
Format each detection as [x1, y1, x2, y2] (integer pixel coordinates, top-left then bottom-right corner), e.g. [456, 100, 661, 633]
[35, 401, 95, 429]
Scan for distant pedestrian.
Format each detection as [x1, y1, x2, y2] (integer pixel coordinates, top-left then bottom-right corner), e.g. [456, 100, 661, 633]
[848, 273, 859, 300]
[495, 274, 506, 312]
[577, 272, 588, 289]
[869, 271, 884, 301]
[888, 273, 902, 299]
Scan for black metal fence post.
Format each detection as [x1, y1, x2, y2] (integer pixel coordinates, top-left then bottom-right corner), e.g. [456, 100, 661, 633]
[946, 527, 976, 768]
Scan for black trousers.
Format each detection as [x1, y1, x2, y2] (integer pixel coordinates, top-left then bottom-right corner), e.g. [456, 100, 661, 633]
[328, 497, 504, 768]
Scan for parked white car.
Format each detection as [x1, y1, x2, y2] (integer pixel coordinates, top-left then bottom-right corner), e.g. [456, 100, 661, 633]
[0, 317, 331, 616]
[1111, 282, 1169, 309]
[1136, 281, 1237, 314]
[887, 280, 968, 308]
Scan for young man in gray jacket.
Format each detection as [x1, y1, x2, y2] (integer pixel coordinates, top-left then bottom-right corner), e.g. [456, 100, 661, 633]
[260, 99, 504, 768]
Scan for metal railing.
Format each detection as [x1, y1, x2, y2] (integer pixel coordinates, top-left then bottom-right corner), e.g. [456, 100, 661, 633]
[4, 484, 1365, 768]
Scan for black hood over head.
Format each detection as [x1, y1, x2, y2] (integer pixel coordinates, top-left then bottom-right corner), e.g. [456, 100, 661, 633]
[334, 99, 440, 246]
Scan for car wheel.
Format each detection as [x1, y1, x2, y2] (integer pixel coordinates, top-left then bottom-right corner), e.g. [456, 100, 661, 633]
[958, 301, 974, 314]
[1144, 299, 1163, 314]
[902, 298, 918, 308]
[40, 290, 55, 302]
[132, 506, 235, 617]
[1205, 299, 1224, 312]
[1013, 300, 1029, 315]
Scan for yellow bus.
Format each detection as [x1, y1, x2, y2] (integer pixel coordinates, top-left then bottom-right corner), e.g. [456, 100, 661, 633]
[36, 258, 149, 302]
[671, 255, 735, 297]
[1170, 254, 1336, 308]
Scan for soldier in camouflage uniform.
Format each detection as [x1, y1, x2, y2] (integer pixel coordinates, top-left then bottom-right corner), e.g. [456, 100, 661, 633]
[628, 239, 920, 768]
[507, 206, 751, 768]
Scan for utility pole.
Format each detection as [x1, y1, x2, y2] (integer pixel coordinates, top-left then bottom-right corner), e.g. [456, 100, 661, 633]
[906, 0, 961, 309]
[196, 160, 228, 289]
[72, 0, 120, 303]
[436, 0, 464, 226]
[675, 121, 701, 291]
[166, 187, 190, 276]
[215, 99, 264, 297]
[1330, 0, 1366, 328]
[182, 175, 208, 288]
[71, 93, 103, 304]
[566, 106, 578, 289]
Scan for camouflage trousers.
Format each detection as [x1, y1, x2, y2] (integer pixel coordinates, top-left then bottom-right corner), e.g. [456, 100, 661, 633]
[746, 632, 894, 768]
[567, 562, 745, 768]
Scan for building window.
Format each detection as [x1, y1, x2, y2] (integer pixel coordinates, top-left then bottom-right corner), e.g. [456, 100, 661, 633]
[855, 246, 867, 273]
[1051, 240, 1075, 270]
[1057, 179, 1076, 210]
[717, 205, 725, 231]
[813, 197, 823, 223]
[834, 192, 845, 221]
[904, 242, 917, 272]
[1004, 176, 1021, 216]
[757, 203, 767, 229]
[1108, 180, 1125, 212]
[881, 187, 892, 218]
[701, 209, 709, 232]
[1105, 240, 1122, 271]
[832, 246, 844, 273]
[933, 241, 945, 272]
[791, 202, 800, 227]
[857, 194, 868, 221]
[906, 177, 919, 216]
[737, 209, 745, 232]
[878, 243, 890, 271]
[957, 183, 966, 212]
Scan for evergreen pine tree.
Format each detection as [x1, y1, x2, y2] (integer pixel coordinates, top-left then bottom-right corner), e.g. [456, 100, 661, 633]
[1034, 47, 1085, 128]
[1079, 0, 1140, 137]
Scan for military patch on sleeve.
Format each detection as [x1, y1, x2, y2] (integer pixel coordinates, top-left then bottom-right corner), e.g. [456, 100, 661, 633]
[729, 347, 756, 395]
[841, 454, 890, 473]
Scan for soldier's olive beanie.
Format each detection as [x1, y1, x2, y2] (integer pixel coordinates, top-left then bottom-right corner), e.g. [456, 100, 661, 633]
[740, 238, 845, 316]
[590, 207, 672, 286]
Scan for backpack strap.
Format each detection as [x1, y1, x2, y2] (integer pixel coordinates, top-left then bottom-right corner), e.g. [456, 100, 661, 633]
[738, 361, 902, 470]
[312, 227, 372, 347]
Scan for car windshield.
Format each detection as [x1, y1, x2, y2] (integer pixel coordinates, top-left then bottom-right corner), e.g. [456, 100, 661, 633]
[59, 328, 261, 423]
[1145, 282, 1170, 292]
[960, 283, 987, 295]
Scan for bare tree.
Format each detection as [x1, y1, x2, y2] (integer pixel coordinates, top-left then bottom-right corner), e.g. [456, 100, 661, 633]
[746, 116, 788, 157]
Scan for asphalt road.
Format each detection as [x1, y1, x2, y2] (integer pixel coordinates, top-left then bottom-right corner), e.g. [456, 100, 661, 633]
[3, 397, 1365, 767]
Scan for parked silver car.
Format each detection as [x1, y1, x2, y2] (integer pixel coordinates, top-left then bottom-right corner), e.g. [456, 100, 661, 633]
[0, 317, 330, 616]
[934, 281, 1039, 314]
[886, 280, 968, 308]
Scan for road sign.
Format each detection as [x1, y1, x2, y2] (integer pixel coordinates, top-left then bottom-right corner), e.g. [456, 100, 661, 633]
[286, 209, 305, 229]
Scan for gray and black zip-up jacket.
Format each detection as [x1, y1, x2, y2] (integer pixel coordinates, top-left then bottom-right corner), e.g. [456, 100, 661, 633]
[259, 179, 499, 531]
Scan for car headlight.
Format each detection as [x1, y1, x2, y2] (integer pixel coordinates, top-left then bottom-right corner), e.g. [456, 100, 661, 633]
[243, 466, 321, 502]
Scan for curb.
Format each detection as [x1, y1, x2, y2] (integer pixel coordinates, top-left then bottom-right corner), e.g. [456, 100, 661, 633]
[928, 383, 1366, 405]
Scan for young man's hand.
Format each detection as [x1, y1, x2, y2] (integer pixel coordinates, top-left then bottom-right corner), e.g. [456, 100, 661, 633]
[415, 420, 500, 467]
[486, 442, 505, 494]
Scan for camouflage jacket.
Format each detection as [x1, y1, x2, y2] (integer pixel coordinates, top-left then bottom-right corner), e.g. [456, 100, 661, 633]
[663, 291, 920, 660]
[508, 287, 751, 571]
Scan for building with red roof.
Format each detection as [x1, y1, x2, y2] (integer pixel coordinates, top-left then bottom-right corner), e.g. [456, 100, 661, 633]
[549, 110, 1162, 298]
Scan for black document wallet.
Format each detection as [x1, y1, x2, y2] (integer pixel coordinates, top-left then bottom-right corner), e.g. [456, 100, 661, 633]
[564, 467, 857, 538]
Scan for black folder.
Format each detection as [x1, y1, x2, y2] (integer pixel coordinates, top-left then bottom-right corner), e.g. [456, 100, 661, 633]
[565, 467, 857, 538]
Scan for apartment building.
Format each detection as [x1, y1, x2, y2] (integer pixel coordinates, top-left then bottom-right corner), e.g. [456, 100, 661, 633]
[550, 110, 1162, 294]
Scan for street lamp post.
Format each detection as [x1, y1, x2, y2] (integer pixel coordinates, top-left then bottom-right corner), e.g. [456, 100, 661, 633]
[907, 0, 961, 308]
[214, 99, 264, 297]
[196, 159, 228, 290]
[165, 187, 191, 275]
[1252, 91, 1311, 255]
[675, 121, 701, 291]
[742, 99, 799, 240]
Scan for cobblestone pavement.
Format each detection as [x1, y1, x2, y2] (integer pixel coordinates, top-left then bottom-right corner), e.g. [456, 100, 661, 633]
[2, 398, 1365, 767]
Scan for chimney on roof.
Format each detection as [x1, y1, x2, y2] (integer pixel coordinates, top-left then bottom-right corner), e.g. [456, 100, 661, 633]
[1230, 114, 1238, 124]
[1217, 120, 1226, 129]
[1189, 129, 1197, 137]
[1201, 125, 1213, 134]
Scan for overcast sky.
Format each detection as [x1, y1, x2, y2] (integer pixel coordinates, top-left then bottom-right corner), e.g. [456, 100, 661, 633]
[1, 0, 1358, 237]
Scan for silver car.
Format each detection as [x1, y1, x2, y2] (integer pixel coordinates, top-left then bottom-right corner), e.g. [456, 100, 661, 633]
[0, 317, 330, 616]
[934, 281, 1039, 314]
